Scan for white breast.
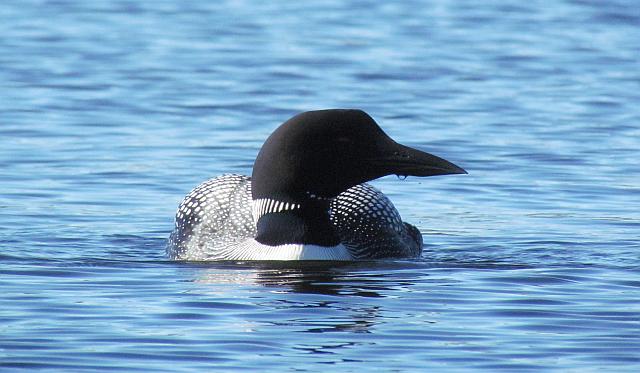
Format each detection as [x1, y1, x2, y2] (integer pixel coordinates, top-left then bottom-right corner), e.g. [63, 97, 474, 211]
[223, 239, 353, 261]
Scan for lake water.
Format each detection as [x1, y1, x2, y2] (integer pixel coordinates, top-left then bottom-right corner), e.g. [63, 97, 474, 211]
[1, 0, 639, 371]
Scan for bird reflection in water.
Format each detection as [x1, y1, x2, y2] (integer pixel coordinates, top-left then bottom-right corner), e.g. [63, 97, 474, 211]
[192, 261, 417, 334]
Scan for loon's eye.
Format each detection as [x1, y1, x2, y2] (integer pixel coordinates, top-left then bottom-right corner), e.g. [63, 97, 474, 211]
[336, 136, 352, 144]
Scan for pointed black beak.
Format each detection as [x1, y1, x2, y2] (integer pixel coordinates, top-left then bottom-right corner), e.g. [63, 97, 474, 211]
[369, 141, 467, 177]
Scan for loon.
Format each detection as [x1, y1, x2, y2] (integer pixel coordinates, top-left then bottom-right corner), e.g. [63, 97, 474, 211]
[167, 109, 466, 261]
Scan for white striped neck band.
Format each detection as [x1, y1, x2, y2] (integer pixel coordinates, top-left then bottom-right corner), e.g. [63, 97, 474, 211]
[252, 198, 302, 220]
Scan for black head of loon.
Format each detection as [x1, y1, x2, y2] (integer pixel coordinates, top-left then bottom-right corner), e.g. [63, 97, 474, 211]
[250, 109, 466, 248]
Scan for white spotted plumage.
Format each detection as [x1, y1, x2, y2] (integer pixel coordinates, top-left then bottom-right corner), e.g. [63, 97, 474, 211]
[167, 174, 423, 261]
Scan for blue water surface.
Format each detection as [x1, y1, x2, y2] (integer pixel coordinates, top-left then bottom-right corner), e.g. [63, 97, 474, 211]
[1, 0, 639, 371]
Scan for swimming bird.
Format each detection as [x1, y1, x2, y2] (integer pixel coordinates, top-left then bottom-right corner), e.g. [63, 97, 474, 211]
[167, 109, 465, 261]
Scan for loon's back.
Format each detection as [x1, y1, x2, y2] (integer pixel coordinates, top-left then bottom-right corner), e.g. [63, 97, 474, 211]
[167, 174, 423, 261]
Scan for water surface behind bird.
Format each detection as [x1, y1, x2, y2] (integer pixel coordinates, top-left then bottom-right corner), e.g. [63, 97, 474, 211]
[1, 1, 639, 371]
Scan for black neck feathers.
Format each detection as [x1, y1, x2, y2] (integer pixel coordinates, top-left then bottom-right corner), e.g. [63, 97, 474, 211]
[254, 199, 340, 246]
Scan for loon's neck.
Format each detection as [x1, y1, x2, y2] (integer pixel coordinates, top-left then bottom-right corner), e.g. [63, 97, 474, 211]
[252, 197, 340, 247]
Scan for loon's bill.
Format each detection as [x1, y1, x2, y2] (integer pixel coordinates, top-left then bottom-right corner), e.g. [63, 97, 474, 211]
[167, 109, 466, 261]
